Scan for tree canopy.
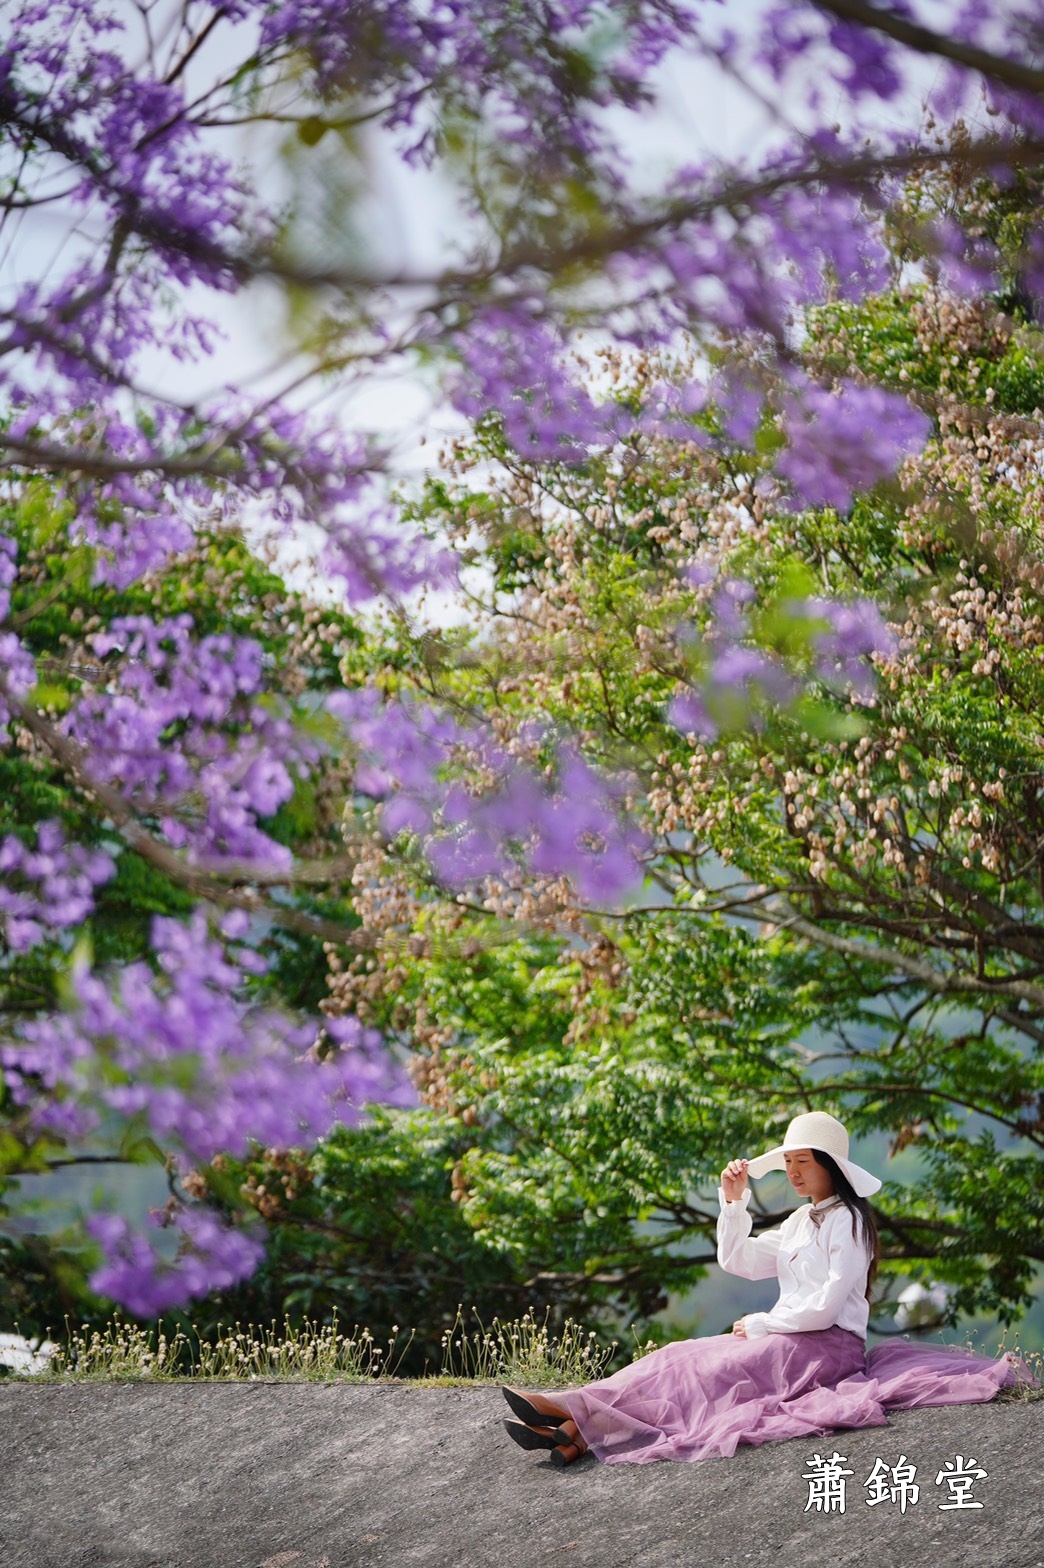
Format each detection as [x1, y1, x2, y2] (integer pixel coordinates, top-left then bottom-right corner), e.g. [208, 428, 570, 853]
[2, 0, 1044, 1320]
[284, 236, 1044, 1343]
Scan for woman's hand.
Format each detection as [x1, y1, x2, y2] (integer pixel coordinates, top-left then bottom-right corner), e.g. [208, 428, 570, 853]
[720, 1157, 749, 1203]
[732, 1318, 748, 1338]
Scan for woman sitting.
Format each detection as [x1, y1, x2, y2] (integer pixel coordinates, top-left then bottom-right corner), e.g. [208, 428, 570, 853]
[501, 1111, 1028, 1466]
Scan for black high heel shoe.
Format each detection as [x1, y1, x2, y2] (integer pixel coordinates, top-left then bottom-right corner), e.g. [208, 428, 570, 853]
[502, 1386, 569, 1428]
[503, 1420, 567, 1452]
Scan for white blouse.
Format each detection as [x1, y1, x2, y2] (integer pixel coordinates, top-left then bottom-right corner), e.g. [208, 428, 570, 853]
[716, 1186, 870, 1341]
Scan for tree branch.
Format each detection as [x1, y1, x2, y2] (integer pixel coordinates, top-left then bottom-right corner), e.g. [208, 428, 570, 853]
[811, 0, 1044, 97]
[768, 899, 1044, 1009]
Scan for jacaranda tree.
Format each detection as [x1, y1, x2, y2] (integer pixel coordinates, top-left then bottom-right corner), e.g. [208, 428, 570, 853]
[2, 0, 1044, 1316]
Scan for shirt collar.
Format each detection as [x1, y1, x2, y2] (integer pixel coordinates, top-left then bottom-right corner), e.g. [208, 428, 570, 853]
[808, 1196, 843, 1228]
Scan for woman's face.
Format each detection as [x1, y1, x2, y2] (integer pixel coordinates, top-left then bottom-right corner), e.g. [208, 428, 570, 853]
[784, 1148, 835, 1204]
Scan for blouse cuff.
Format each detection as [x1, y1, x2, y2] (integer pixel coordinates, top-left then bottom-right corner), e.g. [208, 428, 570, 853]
[717, 1185, 752, 1213]
[742, 1313, 771, 1339]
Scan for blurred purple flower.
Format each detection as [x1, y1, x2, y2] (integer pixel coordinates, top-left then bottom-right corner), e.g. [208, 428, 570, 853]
[87, 1209, 266, 1318]
[333, 692, 645, 902]
[62, 616, 316, 870]
[0, 821, 115, 952]
[804, 595, 896, 698]
[683, 559, 717, 590]
[776, 378, 930, 510]
[711, 577, 757, 637]
[668, 690, 718, 741]
[709, 645, 797, 708]
[3, 911, 410, 1163]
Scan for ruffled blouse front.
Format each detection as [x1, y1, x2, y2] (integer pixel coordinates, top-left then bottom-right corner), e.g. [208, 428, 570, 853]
[716, 1186, 870, 1341]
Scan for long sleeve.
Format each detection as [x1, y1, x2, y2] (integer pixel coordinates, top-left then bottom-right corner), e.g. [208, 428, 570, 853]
[716, 1186, 783, 1282]
[741, 1209, 869, 1338]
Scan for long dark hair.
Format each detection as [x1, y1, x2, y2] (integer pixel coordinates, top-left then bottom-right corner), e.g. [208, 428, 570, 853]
[811, 1150, 880, 1302]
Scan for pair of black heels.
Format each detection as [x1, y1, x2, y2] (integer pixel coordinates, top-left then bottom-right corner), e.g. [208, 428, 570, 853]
[502, 1387, 585, 1466]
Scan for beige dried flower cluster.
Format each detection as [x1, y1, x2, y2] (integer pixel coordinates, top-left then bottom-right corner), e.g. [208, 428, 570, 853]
[240, 1150, 313, 1220]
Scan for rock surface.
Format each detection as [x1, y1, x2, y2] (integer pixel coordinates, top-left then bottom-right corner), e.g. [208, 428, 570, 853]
[0, 1383, 1040, 1568]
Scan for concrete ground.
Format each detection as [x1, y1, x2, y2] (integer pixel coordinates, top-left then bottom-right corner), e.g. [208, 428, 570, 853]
[0, 1383, 1040, 1568]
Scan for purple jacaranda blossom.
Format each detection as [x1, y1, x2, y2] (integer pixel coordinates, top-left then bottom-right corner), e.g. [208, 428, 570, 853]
[683, 559, 717, 590]
[332, 691, 646, 902]
[753, 1, 924, 107]
[323, 1014, 417, 1109]
[668, 689, 718, 741]
[0, 821, 115, 952]
[719, 372, 764, 446]
[771, 174, 892, 303]
[0, 532, 17, 622]
[381, 793, 432, 836]
[451, 307, 637, 462]
[667, 568, 895, 741]
[0, 0, 1024, 630]
[333, 687, 470, 800]
[61, 616, 317, 869]
[711, 577, 757, 637]
[258, 0, 701, 170]
[427, 824, 511, 887]
[825, 18, 904, 102]
[775, 377, 931, 511]
[494, 755, 641, 897]
[86, 1209, 267, 1318]
[0, 47, 395, 592]
[665, 585, 896, 745]
[0, 640, 38, 736]
[321, 507, 458, 604]
[0, 531, 35, 724]
[666, 642, 797, 740]
[451, 297, 765, 457]
[932, 219, 1000, 297]
[802, 595, 897, 699]
[3, 912, 413, 1166]
[650, 154, 894, 353]
[708, 645, 799, 712]
[748, 0, 1044, 133]
[2, 904, 416, 1313]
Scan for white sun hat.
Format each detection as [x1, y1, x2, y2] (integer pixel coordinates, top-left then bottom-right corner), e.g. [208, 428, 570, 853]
[746, 1111, 881, 1197]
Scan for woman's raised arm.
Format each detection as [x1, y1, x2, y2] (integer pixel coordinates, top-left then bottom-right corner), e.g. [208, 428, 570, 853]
[716, 1159, 784, 1282]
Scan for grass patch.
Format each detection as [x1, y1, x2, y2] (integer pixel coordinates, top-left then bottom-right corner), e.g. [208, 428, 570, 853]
[20, 1305, 636, 1386]
[990, 1335, 1044, 1403]
[7, 1313, 1038, 1399]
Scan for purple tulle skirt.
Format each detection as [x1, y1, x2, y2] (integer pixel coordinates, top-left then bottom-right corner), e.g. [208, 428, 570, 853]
[555, 1329, 1034, 1465]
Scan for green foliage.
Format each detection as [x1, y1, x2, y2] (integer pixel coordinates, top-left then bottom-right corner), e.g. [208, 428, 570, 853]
[0, 494, 364, 1330]
[187, 1108, 570, 1373]
[321, 260, 1044, 1344]
[989, 341, 1044, 413]
[808, 291, 939, 394]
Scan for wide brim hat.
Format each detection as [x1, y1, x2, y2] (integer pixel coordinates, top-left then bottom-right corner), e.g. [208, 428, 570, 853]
[746, 1111, 881, 1197]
